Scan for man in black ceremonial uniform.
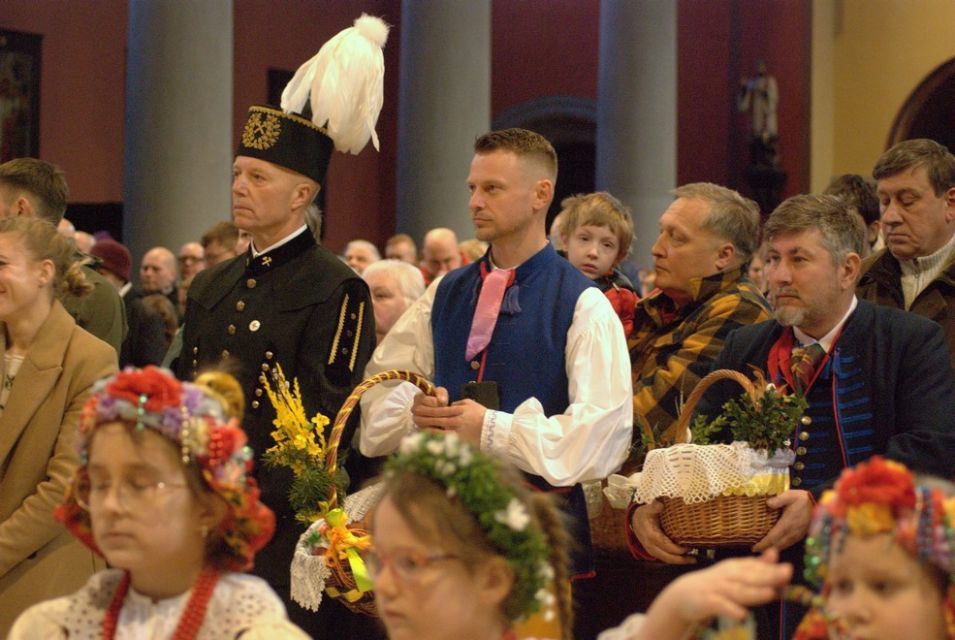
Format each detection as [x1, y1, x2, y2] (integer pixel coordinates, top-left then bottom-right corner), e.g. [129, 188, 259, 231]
[174, 104, 375, 633]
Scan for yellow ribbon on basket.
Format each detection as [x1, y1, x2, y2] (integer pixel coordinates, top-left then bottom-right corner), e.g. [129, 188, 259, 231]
[720, 472, 791, 497]
[321, 508, 374, 598]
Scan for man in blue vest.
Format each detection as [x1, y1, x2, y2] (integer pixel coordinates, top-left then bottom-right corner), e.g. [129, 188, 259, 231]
[360, 128, 632, 581]
[629, 193, 955, 637]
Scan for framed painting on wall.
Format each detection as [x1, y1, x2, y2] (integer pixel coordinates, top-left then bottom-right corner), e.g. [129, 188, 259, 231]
[0, 29, 42, 162]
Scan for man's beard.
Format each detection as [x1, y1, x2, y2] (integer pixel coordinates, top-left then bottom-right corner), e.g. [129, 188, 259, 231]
[774, 304, 806, 328]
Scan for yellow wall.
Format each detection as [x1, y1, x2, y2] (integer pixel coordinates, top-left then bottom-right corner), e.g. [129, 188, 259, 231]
[811, 0, 955, 191]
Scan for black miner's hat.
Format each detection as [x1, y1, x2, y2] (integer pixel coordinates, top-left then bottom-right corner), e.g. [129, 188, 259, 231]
[235, 14, 388, 185]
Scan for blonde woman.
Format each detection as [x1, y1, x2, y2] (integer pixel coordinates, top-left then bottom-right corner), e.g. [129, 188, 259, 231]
[0, 217, 117, 634]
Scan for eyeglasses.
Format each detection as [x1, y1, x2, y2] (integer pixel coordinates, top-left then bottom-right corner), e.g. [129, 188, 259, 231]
[73, 472, 189, 514]
[363, 548, 459, 584]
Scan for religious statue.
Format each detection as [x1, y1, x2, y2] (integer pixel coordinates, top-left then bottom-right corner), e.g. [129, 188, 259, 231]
[738, 60, 779, 168]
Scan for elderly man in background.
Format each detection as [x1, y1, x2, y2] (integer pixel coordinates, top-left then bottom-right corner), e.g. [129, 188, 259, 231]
[362, 259, 425, 344]
[177, 241, 206, 281]
[629, 183, 771, 467]
[857, 138, 955, 373]
[344, 238, 380, 274]
[384, 232, 418, 264]
[420, 226, 463, 284]
[138, 246, 179, 315]
[139, 246, 178, 295]
[90, 239, 168, 368]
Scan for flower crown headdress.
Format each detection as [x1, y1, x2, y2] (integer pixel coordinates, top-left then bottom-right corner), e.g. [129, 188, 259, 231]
[57, 366, 275, 571]
[793, 456, 955, 640]
[804, 456, 955, 586]
[386, 432, 556, 621]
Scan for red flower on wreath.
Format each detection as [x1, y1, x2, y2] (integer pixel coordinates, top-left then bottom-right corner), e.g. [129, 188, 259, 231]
[834, 456, 915, 513]
[106, 366, 182, 413]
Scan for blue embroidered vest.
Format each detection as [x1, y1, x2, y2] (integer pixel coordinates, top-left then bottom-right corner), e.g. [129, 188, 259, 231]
[783, 349, 876, 492]
[431, 244, 593, 411]
[432, 244, 597, 576]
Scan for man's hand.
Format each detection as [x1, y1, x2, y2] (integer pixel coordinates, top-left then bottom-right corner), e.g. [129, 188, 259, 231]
[410, 386, 487, 445]
[631, 501, 696, 564]
[752, 489, 814, 552]
[411, 386, 451, 431]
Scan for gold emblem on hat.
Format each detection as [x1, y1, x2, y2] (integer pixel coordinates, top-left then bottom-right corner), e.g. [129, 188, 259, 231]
[242, 112, 281, 150]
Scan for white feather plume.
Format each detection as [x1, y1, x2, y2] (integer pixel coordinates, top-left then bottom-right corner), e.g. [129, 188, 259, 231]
[281, 14, 389, 154]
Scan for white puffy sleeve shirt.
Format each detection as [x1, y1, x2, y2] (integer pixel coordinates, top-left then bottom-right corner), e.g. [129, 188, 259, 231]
[359, 279, 632, 486]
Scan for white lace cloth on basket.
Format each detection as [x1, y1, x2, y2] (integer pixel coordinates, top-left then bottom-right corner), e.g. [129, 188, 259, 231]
[603, 442, 795, 509]
[290, 482, 386, 611]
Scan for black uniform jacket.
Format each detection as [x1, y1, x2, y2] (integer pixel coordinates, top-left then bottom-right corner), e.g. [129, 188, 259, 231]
[175, 229, 375, 591]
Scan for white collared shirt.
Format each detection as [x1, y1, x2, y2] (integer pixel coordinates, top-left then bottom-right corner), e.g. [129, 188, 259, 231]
[250, 225, 309, 258]
[358, 277, 633, 486]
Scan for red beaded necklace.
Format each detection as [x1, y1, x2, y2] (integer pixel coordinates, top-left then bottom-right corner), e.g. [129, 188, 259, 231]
[101, 565, 222, 640]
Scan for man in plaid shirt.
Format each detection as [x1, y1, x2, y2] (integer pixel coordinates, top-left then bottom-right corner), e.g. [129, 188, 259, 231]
[628, 183, 771, 472]
[575, 183, 772, 639]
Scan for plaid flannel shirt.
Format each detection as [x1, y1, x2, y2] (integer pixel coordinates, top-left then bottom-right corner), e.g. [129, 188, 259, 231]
[628, 267, 771, 468]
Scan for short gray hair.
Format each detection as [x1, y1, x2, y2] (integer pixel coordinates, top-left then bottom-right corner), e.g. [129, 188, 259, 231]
[305, 202, 323, 242]
[362, 259, 425, 304]
[346, 239, 381, 261]
[671, 182, 760, 264]
[764, 194, 864, 263]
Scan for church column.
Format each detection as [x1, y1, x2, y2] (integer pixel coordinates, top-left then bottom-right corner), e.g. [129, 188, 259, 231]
[123, 0, 233, 266]
[596, 0, 677, 270]
[396, 0, 491, 243]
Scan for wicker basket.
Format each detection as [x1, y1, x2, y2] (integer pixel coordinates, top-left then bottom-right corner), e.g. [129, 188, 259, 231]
[654, 369, 785, 548]
[321, 369, 436, 615]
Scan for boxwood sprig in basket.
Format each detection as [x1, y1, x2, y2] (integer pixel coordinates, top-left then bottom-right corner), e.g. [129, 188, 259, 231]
[690, 370, 808, 451]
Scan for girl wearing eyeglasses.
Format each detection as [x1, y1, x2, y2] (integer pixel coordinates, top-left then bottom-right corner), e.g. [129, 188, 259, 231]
[0, 217, 117, 636]
[368, 431, 573, 640]
[9, 366, 309, 639]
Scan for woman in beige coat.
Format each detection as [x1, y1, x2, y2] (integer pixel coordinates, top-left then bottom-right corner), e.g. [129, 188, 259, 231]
[0, 217, 117, 635]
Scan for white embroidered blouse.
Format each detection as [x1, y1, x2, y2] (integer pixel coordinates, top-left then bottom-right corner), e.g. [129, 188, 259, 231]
[8, 569, 310, 639]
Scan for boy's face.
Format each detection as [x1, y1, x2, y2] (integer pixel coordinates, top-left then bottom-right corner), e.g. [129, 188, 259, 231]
[825, 532, 947, 640]
[563, 224, 619, 279]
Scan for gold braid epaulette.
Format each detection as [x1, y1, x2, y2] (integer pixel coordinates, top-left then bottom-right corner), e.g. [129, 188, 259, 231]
[324, 370, 436, 508]
[327, 294, 349, 366]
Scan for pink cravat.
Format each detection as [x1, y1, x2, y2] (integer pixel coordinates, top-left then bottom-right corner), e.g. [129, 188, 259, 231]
[465, 267, 514, 360]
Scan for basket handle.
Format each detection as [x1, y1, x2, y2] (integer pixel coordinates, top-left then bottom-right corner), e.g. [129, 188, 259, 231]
[668, 369, 760, 444]
[325, 370, 436, 508]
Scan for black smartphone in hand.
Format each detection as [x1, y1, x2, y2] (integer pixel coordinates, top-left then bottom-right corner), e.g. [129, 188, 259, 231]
[460, 381, 500, 410]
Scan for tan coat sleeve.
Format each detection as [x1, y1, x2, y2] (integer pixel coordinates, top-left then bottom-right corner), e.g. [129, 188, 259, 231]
[0, 332, 116, 577]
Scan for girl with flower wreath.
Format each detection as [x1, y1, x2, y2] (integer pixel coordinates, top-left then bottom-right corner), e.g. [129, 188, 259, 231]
[9, 366, 309, 639]
[597, 456, 955, 640]
[368, 431, 572, 640]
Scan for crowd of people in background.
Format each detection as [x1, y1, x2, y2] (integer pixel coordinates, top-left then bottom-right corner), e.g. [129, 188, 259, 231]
[1, 12, 955, 640]
[2, 127, 955, 640]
